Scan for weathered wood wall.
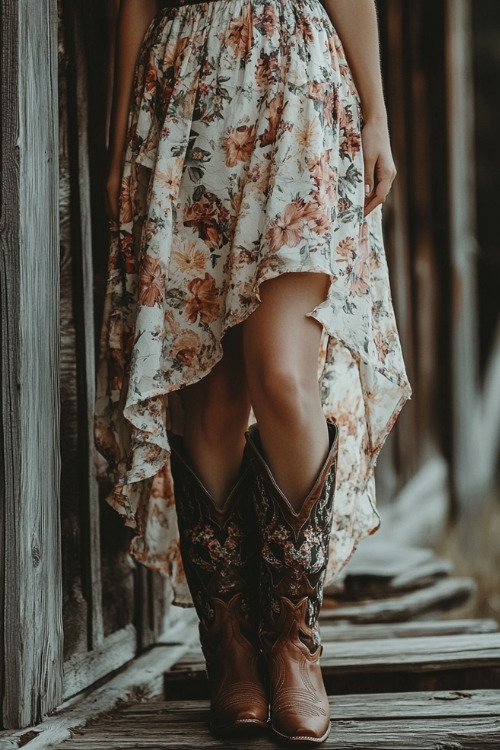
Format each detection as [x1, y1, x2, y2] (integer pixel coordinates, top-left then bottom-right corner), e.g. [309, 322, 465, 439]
[58, 0, 168, 702]
[374, 0, 454, 538]
[0, 0, 62, 730]
[58, 0, 136, 688]
[59, 1, 90, 662]
[374, 0, 499, 542]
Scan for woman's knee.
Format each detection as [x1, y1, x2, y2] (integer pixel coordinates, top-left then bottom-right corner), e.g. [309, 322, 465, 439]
[184, 364, 250, 442]
[205, 374, 248, 431]
[183, 325, 250, 440]
[249, 363, 318, 426]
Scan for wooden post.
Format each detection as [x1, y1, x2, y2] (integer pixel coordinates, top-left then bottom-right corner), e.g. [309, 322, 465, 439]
[61, 0, 104, 653]
[445, 0, 482, 510]
[0, 0, 62, 729]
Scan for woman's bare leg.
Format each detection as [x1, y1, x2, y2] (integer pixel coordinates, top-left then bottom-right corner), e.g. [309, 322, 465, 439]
[181, 326, 251, 506]
[242, 272, 330, 510]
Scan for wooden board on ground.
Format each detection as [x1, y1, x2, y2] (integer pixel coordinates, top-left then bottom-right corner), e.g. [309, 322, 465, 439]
[0, 639, 197, 750]
[320, 618, 499, 642]
[51, 691, 500, 749]
[164, 630, 500, 698]
[328, 541, 453, 599]
[321, 576, 476, 623]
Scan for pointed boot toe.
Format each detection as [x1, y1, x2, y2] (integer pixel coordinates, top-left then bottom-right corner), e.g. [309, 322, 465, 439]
[203, 595, 269, 736]
[169, 438, 268, 737]
[210, 682, 269, 736]
[268, 600, 331, 744]
[245, 421, 338, 746]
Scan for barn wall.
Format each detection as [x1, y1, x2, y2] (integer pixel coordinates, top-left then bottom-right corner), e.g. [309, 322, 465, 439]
[0, 0, 62, 729]
[58, 0, 169, 701]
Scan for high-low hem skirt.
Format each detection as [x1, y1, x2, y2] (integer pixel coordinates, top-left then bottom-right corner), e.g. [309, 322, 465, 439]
[94, 0, 411, 607]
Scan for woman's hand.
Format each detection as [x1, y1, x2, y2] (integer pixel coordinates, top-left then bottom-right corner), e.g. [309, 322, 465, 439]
[319, 0, 396, 215]
[362, 117, 397, 216]
[104, 161, 121, 224]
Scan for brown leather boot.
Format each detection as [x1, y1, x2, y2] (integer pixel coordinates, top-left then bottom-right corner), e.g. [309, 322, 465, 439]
[170, 436, 269, 736]
[245, 420, 338, 745]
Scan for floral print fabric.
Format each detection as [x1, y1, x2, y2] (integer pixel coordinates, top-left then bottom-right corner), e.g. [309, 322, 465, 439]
[94, 0, 411, 606]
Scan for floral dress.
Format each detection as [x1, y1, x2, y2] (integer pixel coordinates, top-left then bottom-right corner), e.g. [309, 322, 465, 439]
[94, 0, 411, 606]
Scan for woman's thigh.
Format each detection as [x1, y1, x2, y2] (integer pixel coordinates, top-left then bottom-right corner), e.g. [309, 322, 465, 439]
[242, 272, 329, 401]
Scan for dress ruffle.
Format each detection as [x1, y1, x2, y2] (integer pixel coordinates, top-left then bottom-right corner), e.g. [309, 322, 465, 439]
[95, 0, 411, 606]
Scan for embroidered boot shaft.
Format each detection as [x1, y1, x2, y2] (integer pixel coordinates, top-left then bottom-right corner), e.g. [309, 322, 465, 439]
[169, 435, 268, 735]
[245, 420, 338, 744]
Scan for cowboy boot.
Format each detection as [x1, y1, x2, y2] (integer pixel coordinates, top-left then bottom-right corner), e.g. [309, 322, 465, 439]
[169, 435, 269, 736]
[245, 420, 338, 745]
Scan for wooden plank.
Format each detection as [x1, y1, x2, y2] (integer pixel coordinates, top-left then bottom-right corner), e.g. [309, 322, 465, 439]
[60, 0, 104, 651]
[0, 641, 198, 750]
[0, 0, 62, 730]
[0, 0, 21, 721]
[446, 0, 484, 511]
[338, 539, 444, 579]
[50, 718, 500, 749]
[136, 568, 170, 650]
[320, 632, 500, 672]
[3, 690, 498, 748]
[63, 625, 137, 700]
[165, 630, 500, 698]
[169, 632, 500, 676]
[320, 619, 499, 642]
[69, 0, 104, 650]
[478, 319, 500, 491]
[58, 2, 90, 665]
[120, 690, 500, 720]
[44, 694, 500, 749]
[331, 541, 453, 599]
[321, 577, 476, 623]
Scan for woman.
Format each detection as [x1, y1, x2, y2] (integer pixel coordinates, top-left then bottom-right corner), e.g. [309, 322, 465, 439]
[95, 0, 411, 743]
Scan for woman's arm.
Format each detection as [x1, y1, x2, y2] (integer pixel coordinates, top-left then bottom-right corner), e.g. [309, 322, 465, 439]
[105, 0, 159, 221]
[321, 0, 396, 216]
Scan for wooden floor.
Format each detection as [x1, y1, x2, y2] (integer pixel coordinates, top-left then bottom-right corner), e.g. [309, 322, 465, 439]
[56, 691, 500, 749]
[41, 546, 500, 748]
[54, 616, 500, 750]
[165, 619, 500, 698]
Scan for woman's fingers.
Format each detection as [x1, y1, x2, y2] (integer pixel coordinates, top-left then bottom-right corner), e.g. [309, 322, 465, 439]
[364, 158, 396, 216]
[360, 119, 397, 216]
[364, 174, 393, 215]
[363, 153, 376, 198]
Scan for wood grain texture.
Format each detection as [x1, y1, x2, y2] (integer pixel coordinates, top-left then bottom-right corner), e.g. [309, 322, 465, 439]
[169, 632, 500, 677]
[61, 0, 104, 650]
[0, 641, 198, 750]
[52, 693, 500, 749]
[58, 2, 90, 664]
[1, 0, 62, 730]
[0, 0, 22, 724]
[63, 625, 137, 700]
[164, 628, 500, 698]
[52, 719, 500, 749]
[321, 577, 476, 623]
[319, 619, 499, 643]
[120, 690, 500, 720]
[4, 691, 499, 749]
